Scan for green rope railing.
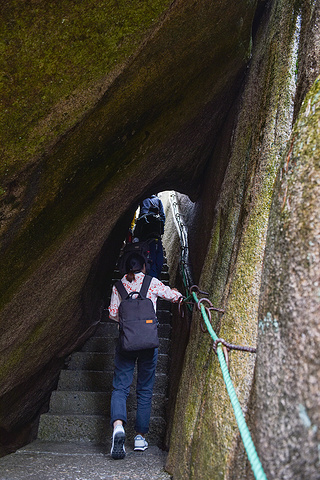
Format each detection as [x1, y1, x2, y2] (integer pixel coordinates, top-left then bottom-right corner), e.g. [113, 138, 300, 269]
[192, 290, 268, 480]
[169, 191, 267, 478]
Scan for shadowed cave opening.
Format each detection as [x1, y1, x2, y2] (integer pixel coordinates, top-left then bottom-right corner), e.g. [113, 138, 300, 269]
[82, 191, 193, 323]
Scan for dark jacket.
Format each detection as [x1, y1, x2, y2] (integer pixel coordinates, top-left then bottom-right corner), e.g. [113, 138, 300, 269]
[139, 195, 165, 224]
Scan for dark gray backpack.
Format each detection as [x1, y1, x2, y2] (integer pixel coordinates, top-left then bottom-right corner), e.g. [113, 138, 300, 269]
[115, 275, 159, 351]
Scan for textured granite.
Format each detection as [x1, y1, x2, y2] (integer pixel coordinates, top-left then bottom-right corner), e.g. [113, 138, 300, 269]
[0, 441, 171, 480]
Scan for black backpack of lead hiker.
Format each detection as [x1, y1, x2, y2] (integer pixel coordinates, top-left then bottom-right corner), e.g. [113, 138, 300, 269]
[134, 197, 165, 240]
[134, 210, 164, 240]
[115, 275, 159, 351]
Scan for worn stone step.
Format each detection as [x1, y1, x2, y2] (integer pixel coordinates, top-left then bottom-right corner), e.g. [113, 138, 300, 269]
[157, 299, 173, 310]
[95, 321, 172, 339]
[159, 271, 170, 281]
[95, 322, 118, 336]
[48, 391, 166, 417]
[81, 336, 118, 353]
[37, 414, 107, 444]
[81, 337, 170, 354]
[57, 370, 168, 393]
[37, 414, 165, 446]
[112, 270, 122, 280]
[158, 323, 172, 338]
[156, 309, 172, 324]
[66, 352, 170, 374]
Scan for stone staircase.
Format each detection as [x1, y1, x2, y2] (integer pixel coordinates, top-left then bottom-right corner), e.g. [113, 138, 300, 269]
[37, 264, 172, 449]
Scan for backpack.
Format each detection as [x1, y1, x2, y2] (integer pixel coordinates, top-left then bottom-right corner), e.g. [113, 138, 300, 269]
[115, 275, 159, 351]
[134, 213, 164, 240]
[117, 241, 151, 276]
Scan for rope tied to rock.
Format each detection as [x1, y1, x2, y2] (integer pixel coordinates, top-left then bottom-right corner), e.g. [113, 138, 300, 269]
[185, 285, 268, 480]
[212, 338, 257, 354]
[212, 337, 257, 371]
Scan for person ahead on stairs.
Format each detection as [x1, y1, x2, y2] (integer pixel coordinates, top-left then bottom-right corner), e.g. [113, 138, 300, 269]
[133, 194, 165, 279]
[108, 252, 183, 459]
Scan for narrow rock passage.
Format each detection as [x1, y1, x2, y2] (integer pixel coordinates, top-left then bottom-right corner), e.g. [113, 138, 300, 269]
[0, 254, 174, 480]
[37, 255, 172, 446]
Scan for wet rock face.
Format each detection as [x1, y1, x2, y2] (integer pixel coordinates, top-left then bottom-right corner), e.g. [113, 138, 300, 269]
[0, 0, 255, 445]
[255, 78, 320, 480]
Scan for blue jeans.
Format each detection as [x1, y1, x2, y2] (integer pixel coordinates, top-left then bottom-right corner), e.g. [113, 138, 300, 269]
[147, 238, 164, 279]
[110, 345, 158, 434]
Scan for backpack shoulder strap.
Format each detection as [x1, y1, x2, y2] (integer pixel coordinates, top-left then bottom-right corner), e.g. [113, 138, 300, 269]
[149, 198, 156, 209]
[140, 275, 152, 298]
[115, 280, 128, 300]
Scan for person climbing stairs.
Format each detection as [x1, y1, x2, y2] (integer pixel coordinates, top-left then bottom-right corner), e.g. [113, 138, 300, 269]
[37, 258, 173, 450]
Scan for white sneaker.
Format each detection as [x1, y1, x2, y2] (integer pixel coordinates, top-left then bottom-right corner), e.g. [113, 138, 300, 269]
[134, 434, 148, 451]
[111, 425, 126, 459]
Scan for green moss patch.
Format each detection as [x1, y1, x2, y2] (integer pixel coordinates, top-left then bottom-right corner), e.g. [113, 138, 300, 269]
[0, 0, 172, 180]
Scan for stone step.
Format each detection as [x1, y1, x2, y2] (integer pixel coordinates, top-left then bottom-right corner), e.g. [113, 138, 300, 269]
[159, 271, 170, 281]
[37, 414, 166, 446]
[95, 322, 118, 337]
[57, 370, 168, 393]
[158, 323, 173, 338]
[66, 352, 170, 374]
[48, 391, 166, 417]
[157, 299, 173, 310]
[156, 309, 172, 324]
[95, 321, 172, 338]
[81, 337, 170, 354]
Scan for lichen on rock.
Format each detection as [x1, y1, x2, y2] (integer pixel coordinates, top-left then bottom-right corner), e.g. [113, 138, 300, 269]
[166, 0, 304, 477]
[254, 74, 320, 480]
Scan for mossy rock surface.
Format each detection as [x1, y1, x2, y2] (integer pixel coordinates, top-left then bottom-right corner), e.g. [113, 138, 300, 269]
[254, 76, 320, 480]
[166, 0, 305, 478]
[0, 0, 173, 179]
